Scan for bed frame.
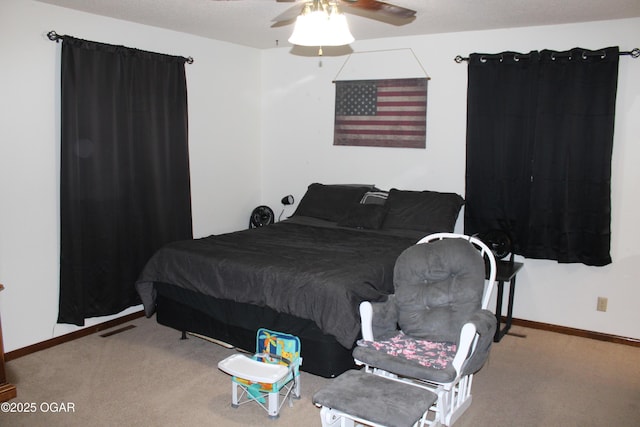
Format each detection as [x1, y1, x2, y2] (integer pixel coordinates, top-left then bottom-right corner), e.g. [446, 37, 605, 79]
[155, 283, 356, 378]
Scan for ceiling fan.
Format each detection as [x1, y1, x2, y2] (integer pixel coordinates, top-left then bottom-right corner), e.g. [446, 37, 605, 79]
[272, 0, 417, 28]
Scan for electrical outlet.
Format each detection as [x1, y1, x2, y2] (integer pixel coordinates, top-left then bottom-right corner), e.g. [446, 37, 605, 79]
[596, 296, 608, 312]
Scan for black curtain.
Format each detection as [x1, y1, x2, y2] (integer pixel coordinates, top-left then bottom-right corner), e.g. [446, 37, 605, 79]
[464, 47, 619, 266]
[58, 37, 193, 325]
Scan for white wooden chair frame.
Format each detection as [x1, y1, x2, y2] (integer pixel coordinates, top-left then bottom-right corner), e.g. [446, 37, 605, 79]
[355, 233, 497, 426]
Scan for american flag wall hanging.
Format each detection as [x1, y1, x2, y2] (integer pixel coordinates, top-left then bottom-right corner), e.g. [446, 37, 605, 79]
[333, 78, 428, 148]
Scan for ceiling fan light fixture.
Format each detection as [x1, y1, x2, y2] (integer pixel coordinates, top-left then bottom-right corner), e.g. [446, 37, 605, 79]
[325, 12, 354, 45]
[288, 1, 354, 49]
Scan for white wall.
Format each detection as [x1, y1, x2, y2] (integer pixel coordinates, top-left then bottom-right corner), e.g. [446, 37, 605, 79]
[0, 0, 262, 352]
[261, 18, 640, 340]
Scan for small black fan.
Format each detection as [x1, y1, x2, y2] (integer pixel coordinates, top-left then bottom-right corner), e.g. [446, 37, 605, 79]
[249, 206, 275, 229]
[479, 229, 512, 260]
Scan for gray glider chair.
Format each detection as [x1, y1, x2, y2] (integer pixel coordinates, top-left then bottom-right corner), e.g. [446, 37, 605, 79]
[352, 233, 497, 426]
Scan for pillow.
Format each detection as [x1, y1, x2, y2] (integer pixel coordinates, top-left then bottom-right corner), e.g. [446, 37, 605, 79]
[337, 204, 387, 229]
[338, 184, 378, 190]
[382, 189, 464, 233]
[360, 191, 389, 205]
[293, 183, 371, 222]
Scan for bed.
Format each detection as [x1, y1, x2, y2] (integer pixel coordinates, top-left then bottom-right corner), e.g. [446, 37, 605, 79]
[136, 183, 464, 378]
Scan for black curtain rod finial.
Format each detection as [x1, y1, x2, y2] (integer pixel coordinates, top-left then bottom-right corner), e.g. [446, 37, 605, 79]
[625, 47, 639, 58]
[47, 30, 63, 42]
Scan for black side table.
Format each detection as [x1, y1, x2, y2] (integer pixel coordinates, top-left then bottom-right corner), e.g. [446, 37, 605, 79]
[490, 261, 523, 342]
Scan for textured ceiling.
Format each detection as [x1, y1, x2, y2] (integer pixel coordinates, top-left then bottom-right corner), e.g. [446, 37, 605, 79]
[36, 0, 640, 50]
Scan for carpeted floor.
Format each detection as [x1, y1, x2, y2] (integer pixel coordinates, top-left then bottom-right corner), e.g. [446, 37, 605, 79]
[1, 316, 639, 426]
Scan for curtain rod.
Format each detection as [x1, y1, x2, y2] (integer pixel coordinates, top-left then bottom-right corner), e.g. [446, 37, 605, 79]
[46, 31, 194, 64]
[454, 47, 640, 63]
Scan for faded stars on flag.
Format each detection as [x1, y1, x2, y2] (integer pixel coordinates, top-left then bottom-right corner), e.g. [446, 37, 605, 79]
[334, 78, 427, 148]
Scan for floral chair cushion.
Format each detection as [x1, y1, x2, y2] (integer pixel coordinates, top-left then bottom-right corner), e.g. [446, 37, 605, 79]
[357, 332, 456, 370]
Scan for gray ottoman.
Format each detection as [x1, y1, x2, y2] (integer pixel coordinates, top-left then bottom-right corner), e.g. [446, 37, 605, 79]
[313, 370, 438, 427]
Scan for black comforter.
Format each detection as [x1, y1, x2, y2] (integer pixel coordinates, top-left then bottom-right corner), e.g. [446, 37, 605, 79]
[136, 217, 420, 348]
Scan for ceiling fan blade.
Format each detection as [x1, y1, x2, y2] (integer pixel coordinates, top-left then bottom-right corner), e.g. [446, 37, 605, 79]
[340, 0, 417, 19]
[271, 0, 417, 28]
[271, 3, 305, 27]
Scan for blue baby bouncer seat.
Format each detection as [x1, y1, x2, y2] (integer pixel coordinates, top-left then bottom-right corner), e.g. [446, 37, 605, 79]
[218, 328, 302, 419]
